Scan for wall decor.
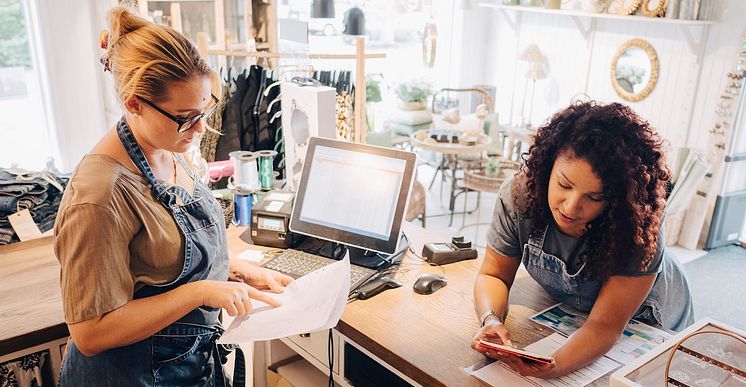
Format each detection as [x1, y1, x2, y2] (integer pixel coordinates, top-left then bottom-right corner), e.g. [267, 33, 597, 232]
[616, 0, 643, 15]
[611, 38, 659, 102]
[641, 0, 667, 17]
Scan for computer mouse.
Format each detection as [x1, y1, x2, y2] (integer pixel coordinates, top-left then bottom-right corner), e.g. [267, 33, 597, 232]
[413, 273, 448, 295]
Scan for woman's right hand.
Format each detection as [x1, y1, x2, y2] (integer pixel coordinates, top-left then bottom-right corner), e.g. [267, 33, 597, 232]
[471, 320, 513, 359]
[192, 280, 281, 316]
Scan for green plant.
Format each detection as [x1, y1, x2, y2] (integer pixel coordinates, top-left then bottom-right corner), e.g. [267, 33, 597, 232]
[0, 0, 31, 69]
[366, 73, 383, 103]
[485, 157, 500, 177]
[395, 79, 432, 103]
[366, 74, 383, 132]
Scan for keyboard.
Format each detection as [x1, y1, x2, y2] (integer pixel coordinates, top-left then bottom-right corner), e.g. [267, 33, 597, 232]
[262, 249, 377, 292]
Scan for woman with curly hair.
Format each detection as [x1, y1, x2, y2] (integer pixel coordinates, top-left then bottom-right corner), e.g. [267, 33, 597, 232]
[471, 102, 693, 378]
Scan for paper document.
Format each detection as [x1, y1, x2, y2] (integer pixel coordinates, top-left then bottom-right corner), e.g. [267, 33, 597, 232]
[237, 248, 270, 263]
[606, 320, 670, 365]
[530, 303, 671, 365]
[219, 257, 351, 343]
[470, 333, 620, 386]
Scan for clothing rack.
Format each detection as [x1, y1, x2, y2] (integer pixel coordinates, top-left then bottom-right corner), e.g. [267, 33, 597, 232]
[196, 34, 385, 143]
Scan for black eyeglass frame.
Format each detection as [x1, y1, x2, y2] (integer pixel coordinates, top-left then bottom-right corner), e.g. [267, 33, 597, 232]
[139, 94, 219, 133]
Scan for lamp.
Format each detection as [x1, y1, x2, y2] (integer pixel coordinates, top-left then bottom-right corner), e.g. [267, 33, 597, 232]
[311, 0, 335, 18]
[518, 44, 547, 129]
[343, 6, 365, 36]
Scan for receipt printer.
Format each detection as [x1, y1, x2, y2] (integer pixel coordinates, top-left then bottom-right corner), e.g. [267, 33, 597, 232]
[250, 191, 295, 248]
[422, 236, 478, 265]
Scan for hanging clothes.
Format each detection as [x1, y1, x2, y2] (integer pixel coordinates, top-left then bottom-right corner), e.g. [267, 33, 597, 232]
[200, 83, 230, 163]
[215, 69, 249, 162]
[313, 69, 355, 141]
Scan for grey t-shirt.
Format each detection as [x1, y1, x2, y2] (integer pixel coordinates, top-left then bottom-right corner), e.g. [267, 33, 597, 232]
[486, 177, 663, 276]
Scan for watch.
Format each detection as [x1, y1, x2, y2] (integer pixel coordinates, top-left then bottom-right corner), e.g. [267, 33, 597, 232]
[480, 310, 504, 327]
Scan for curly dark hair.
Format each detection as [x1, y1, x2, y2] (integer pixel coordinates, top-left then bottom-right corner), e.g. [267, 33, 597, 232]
[516, 101, 670, 281]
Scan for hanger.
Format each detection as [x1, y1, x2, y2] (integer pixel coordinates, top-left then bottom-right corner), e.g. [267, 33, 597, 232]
[267, 93, 282, 114]
[268, 110, 282, 124]
[264, 79, 282, 97]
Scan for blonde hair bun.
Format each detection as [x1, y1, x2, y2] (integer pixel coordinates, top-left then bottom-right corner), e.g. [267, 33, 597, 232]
[103, 6, 214, 102]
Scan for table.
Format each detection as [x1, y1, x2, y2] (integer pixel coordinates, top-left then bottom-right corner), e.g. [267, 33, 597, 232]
[0, 224, 614, 387]
[0, 236, 69, 385]
[232, 223, 614, 386]
[409, 129, 492, 226]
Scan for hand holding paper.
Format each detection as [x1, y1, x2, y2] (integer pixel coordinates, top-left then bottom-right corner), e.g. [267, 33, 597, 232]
[219, 256, 351, 343]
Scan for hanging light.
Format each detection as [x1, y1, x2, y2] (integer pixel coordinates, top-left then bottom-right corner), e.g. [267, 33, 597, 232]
[343, 6, 365, 36]
[311, 0, 335, 18]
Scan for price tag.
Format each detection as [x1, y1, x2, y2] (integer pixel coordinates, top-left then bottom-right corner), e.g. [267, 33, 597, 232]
[8, 208, 43, 241]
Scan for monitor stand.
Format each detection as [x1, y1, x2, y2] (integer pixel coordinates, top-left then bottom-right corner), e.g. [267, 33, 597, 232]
[347, 246, 390, 270]
[293, 237, 395, 270]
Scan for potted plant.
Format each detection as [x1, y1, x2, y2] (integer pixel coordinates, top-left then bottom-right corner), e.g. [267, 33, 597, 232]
[366, 73, 383, 133]
[484, 157, 501, 178]
[395, 79, 432, 110]
[365, 73, 393, 147]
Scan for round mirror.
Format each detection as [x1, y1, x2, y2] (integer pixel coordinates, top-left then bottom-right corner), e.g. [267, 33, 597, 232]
[611, 38, 659, 102]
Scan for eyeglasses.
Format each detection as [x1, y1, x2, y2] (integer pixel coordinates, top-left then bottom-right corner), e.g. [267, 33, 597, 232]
[139, 94, 219, 133]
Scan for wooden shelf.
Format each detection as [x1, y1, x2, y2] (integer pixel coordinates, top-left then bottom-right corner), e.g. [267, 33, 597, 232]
[146, 0, 214, 2]
[478, 3, 714, 25]
[478, 2, 714, 56]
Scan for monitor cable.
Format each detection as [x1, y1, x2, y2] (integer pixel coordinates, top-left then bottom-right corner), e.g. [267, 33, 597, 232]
[327, 328, 334, 387]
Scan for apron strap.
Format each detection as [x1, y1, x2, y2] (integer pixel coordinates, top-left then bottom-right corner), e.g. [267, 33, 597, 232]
[214, 343, 246, 387]
[116, 117, 193, 205]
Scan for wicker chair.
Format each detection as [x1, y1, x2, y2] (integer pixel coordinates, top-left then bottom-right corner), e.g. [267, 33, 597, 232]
[458, 158, 520, 246]
[405, 180, 427, 227]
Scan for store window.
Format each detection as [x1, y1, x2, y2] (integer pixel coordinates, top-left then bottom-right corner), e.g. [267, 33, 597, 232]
[0, 0, 57, 171]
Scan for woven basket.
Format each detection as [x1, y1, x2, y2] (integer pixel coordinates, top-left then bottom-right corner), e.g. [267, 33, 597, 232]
[463, 159, 520, 193]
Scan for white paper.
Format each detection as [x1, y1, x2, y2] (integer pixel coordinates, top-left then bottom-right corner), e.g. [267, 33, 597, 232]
[471, 333, 621, 387]
[530, 303, 671, 365]
[219, 256, 351, 343]
[605, 320, 670, 365]
[265, 200, 284, 212]
[237, 249, 268, 263]
[265, 192, 294, 202]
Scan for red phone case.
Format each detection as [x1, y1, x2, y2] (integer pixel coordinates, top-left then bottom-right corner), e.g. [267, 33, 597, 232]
[478, 340, 554, 364]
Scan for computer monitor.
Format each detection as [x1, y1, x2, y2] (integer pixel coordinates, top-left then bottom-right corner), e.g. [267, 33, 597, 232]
[289, 137, 417, 268]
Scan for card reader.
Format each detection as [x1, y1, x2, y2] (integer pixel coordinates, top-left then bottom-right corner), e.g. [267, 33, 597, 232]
[422, 236, 478, 265]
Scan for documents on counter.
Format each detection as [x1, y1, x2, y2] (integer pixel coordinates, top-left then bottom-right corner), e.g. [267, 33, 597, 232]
[468, 333, 620, 387]
[219, 256, 351, 343]
[466, 303, 673, 386]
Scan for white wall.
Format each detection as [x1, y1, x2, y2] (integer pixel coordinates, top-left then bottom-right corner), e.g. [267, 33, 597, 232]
[35, 0, 108, 172]
[467, 1, 746, 160]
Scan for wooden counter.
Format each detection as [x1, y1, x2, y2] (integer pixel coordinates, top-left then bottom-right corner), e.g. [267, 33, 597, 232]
[0, 236, 68, 356]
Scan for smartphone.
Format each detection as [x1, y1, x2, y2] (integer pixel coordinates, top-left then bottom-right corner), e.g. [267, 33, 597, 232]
[478, 339, 554, 364]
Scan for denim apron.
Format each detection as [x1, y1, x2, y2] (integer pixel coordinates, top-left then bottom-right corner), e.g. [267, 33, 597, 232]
[522, 225, 694, 331]
[59, 118, 244, 387]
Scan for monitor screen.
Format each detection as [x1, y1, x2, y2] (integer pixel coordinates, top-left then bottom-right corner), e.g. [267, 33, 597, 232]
[289, 137, 417, 255]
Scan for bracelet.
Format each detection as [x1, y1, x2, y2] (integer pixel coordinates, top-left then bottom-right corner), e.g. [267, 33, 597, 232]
[480, 310, 504, 327]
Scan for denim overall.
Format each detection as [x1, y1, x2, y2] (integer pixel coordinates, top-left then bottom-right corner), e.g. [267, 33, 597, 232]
[522, 225, 694, 331]
[59, 118, 243, 387]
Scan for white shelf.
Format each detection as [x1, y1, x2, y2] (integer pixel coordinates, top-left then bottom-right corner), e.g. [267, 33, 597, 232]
[478, 2, 713, 56]
[478, 3, 714, 25]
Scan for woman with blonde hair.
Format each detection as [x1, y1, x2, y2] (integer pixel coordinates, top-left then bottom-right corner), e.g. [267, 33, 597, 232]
[54, 6, 292, 386]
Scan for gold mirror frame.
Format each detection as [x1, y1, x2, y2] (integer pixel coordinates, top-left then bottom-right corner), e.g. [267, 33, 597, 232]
[611, 38, 659, 102]
[641, 0, 667, 17]
[616, 0, 643, 15]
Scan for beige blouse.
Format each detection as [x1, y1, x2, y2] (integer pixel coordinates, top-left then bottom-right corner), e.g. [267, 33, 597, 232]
[54, 154, 185, 324]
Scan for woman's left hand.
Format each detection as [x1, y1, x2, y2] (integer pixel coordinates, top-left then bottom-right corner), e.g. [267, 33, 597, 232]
[230, 260, 294, 293]
[499, 354, 557, 379]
